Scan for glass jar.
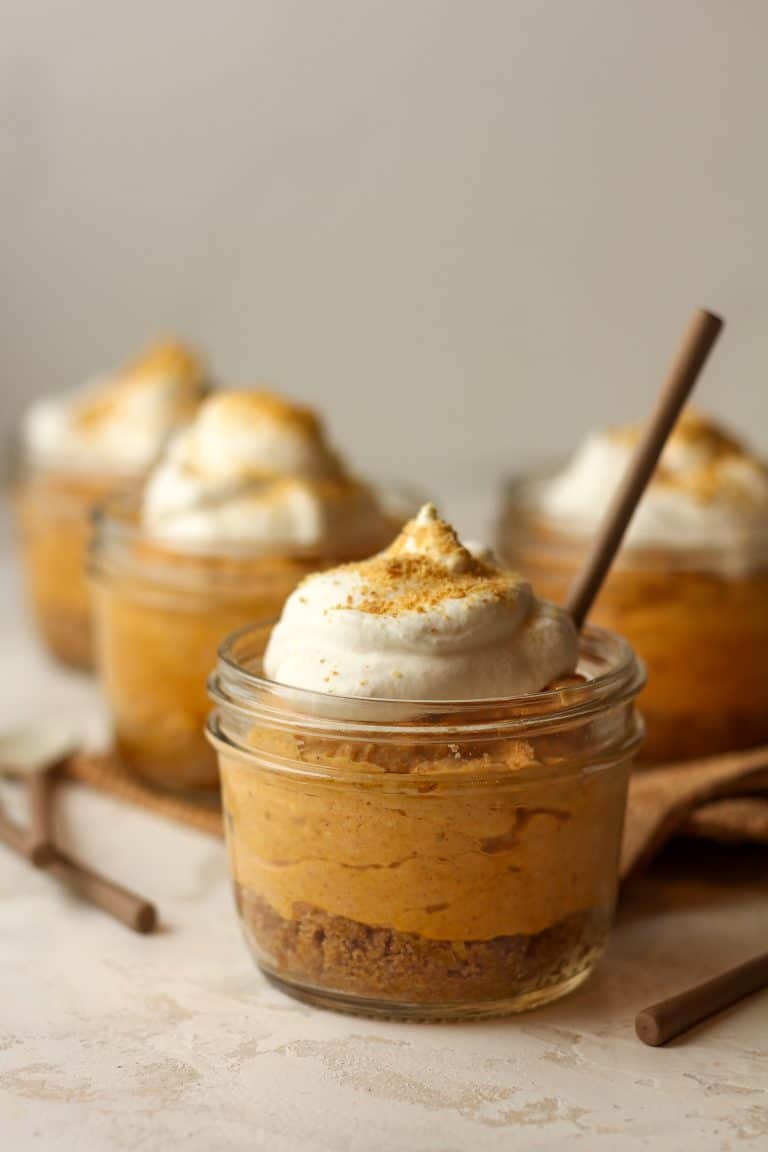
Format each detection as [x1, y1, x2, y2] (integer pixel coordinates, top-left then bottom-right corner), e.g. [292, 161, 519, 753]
[498, 469, 768, 763]
[90, 488, 419, 793]
[13, 461, 123, 670]
[207, 622, 645, 1020]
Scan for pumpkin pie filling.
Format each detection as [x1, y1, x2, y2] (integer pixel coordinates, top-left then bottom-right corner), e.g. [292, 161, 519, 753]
[220, 735, 624, 1007]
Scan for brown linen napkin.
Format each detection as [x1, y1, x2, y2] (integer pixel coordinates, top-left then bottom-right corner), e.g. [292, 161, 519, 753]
[681, 797, 768, 845]
[65, 746, 768, 878]
[621, 746, 768, 877]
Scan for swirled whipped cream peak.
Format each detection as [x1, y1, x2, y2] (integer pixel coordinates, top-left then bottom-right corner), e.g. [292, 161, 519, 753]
[536, 409, 768, 556]
[183, 390, 344, 482]
[264, 503, 579, 700]
[22, 339, 207, 473]
[141, 389, 393, 553]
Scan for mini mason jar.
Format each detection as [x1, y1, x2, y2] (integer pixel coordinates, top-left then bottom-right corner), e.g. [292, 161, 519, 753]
[90, 490, 418, 793]
[14, 460, 121, 670]
[207, 622, 645, 1020]
[498, 469, 768, 763]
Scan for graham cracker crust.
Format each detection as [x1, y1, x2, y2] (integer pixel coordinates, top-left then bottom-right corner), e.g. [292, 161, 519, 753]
[235, 886, 608, 1005]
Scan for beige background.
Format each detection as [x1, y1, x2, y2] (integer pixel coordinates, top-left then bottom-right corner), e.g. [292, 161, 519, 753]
[1, 0, 766, 495]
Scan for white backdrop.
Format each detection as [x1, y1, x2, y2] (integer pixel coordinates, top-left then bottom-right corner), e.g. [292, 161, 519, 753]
[2, 0, 766, 497]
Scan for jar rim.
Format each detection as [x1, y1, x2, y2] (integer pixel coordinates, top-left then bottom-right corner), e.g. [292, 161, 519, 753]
[210, 618, 646, 740]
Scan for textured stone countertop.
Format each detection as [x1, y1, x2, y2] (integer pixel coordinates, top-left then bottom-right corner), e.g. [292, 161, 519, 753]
[1, 502, 767, 1152]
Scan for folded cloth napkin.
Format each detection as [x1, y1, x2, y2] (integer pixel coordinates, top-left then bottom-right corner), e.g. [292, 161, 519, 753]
[621, 746, 768, 877]
[682, 796, 768, 845]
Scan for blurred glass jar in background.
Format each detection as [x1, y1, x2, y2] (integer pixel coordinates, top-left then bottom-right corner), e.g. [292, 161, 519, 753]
[13, 341, 208, 669]
[90, 389, 422, 791]
[496, 412, 768, 763]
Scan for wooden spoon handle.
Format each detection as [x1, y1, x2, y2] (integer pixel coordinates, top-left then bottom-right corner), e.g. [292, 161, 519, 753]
[27, 769, 54, 843]
[566, 308, 723, 628]
[0, 810, 52, 867]
[636, 951, 768, 1046]
[48, 849, 157, 934]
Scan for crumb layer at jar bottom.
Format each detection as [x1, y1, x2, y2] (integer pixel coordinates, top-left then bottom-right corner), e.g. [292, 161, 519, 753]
[235, 886, 609, 1012]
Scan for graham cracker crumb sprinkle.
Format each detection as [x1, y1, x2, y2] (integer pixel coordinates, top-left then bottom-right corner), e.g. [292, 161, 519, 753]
[609, 408, 768, 503]
[74, 339, 205, 432]
[206, 389, 323, 437]
[303, 503, 528, 618]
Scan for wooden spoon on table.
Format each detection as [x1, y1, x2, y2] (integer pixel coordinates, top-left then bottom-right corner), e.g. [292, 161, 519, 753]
[0, 726, 157, 933]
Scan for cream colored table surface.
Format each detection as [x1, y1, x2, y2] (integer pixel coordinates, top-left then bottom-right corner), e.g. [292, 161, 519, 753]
[1, 500, 767, 1152]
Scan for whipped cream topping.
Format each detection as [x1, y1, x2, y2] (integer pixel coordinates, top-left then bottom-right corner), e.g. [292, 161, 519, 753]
[535, 411, 768, 556]
[264, 504, 578, 700]
[23, 341, 207, 474]
[142, 390, 392, 553]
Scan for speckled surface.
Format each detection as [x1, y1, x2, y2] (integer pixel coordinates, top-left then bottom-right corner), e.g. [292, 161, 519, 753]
[1, 503, 767, 1151]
